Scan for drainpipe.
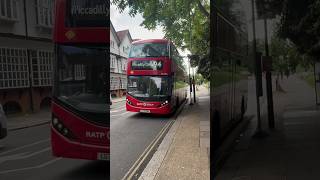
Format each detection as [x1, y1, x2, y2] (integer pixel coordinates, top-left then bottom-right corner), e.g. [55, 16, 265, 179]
[24, 0, 34, 113]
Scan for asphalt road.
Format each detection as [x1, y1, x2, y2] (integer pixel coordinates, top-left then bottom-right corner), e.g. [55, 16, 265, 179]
[110, 100, 173, 180]
[0, 100, 175, 180]
[0, 124, 108, 180]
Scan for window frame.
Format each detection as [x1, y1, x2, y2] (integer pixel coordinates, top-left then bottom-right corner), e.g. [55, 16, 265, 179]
[30, 50, 54, 87]
[35, 0, 54, 28]
[0, 47, 29, 89]
[0, 0, 19, 21]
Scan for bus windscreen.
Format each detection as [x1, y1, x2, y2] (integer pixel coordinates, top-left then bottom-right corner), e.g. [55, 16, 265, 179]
[129, 43, 169, 58]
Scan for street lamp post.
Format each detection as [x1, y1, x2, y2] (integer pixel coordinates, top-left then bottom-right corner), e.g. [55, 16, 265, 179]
[189, 9, 194, 106]
[189, 58, 193, 105]
[251, 0, 268, 138]
[193, 67, 196, 103]
[263, 18, 275, 129]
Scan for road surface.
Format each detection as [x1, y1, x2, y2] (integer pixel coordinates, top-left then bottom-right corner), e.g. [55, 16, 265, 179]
[110, 100, 174, 179]
[0, 124, 108, 180]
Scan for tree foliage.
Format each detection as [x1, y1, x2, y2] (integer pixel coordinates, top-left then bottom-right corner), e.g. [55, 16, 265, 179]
[112, 0, 244, 79]
[112, 0, 209, 50]
[265, 0, 320, 61]
[270, 35, 313, 75]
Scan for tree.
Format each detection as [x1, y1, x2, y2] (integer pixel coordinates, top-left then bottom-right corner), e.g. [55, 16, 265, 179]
[270, 35, 313, 76]
[112, 0, 209, 49]
[112, 0, 244, 79]
[264, 0, 320, 61]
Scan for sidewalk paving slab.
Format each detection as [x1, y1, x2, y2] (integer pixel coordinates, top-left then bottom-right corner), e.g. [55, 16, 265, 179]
[140, 86, 210, 180]
[7, 109, 51, 131]
[216, 74, 320, 180]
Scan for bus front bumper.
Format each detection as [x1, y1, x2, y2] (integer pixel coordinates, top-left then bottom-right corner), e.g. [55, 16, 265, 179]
[126, 103, 172, 115]
[51, 127, 109, 161]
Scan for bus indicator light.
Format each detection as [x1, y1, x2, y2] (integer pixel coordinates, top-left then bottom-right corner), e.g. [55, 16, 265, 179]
[65, 30, 76, 40]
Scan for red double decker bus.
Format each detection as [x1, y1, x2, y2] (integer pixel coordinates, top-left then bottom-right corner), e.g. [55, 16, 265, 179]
[126, 39, 187, 115]
[51, 0, 109, 160]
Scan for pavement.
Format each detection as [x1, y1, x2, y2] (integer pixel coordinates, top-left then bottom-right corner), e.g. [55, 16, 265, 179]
[5, 96, 126, 131]
[110, 96, 173, 180]
[139, 86, 210, 180]
[6, 109, 51, 131]
[216, 74, 320, 180]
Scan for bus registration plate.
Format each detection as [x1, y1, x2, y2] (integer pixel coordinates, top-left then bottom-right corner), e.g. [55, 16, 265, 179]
[97, 153, 109, 160]
[140, 110, 150, 113]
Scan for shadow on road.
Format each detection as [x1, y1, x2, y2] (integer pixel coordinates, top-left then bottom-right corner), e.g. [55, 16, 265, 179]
[60, 161, 109, 180]
[129, 113, 173, 119]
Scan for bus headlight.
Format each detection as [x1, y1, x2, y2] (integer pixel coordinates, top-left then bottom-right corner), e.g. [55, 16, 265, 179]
[126, 99, 132, 105]
[160, 100, 169, 107]
[63, 128, 69, 136]
[52, 116, 74, 139]
[53, 118, 59, 125]
[57, 123, 63, 130]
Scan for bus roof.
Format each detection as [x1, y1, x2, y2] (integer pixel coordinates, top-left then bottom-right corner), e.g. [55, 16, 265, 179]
[132, 39, 171, 44]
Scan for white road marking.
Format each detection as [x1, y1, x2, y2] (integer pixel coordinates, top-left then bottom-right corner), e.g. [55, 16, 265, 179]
[111, 105, 126, 111]
[111, 111, 130, 117]
[0, 139, 49, 156]
[0, 158, 62, 174]
[0, 147, 51, 164]
[110, 108, 126, 113]
[0, 152, 30, 163]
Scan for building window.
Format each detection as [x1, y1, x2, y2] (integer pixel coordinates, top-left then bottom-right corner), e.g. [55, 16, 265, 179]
[30, 50, 54, 87]
[123, 61, 126, 71]
[121, 77, 127, 89]
[111, 40, 114, 48]
[0, 48, 29, 89]
[35, 0, 54, 27]
[110, 55, 115, 68]
[0, 0, 19, 21]
[74, 64, 85, 80]
[118, 59, 122, 73]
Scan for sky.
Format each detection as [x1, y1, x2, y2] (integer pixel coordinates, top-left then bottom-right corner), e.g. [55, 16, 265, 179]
[110, 5, 165, 40]
[110, 4, 193, 73]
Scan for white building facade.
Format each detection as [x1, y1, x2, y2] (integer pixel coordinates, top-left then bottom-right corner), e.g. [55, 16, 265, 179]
[0, 0, 54, 114]
[110, 22, 132, 97]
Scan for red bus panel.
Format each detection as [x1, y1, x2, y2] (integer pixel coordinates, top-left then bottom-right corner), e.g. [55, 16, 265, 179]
[51, 102, 109, 160]
[53, 0, 109, 44]
[126, 39, 187, 115]
[52, 0, 109, 160]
